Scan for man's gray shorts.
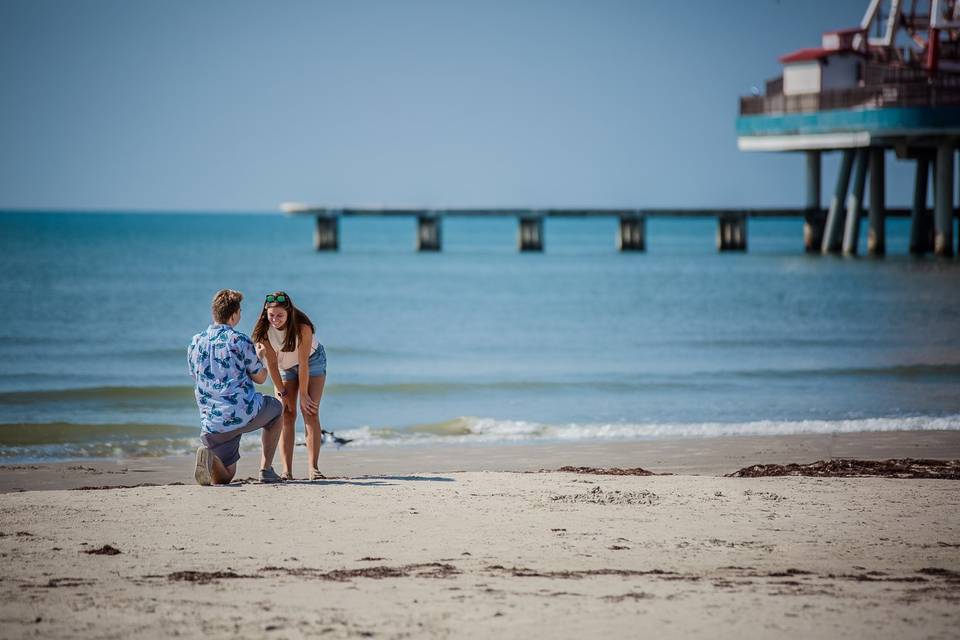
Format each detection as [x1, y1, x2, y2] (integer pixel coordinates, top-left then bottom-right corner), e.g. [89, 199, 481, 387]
[200, 397, 282, 468]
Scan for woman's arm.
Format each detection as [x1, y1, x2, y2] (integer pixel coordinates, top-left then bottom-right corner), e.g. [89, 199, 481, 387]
[256, 340, 286, 395]
[297, 325, 319, 416]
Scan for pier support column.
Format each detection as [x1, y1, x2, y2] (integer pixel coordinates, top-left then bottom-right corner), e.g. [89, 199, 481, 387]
[416, 214, 442, 252]
[716, 214, 747, 252]
[909, 156, 933, 254]
[868, 147, 886, 256]
[617, 214, 646, 251]
[935, 143, 955, 257]
[842, 148, 869, 256]
[518, 215, 544, 252]
[314, 215, 339, 251]
[822, 149, 856, 254]
[803, 151, 822, 253]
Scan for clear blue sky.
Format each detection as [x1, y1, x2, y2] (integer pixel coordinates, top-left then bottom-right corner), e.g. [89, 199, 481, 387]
[1, 0, 912, 211]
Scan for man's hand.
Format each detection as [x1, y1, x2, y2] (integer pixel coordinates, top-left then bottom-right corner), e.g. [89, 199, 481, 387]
[255, 342, 273, 362]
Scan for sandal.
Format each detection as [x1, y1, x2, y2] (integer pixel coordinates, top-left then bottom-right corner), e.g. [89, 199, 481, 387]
[308, 468, 325, 481]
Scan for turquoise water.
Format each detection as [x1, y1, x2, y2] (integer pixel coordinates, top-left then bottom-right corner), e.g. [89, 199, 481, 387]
[1, 211, 958, 461]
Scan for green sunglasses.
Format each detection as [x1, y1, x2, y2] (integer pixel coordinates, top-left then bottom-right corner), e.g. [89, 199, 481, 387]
[265, 294, 288, 303]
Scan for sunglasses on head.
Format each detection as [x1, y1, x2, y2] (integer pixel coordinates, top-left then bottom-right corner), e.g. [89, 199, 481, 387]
[265, 295, 288, 303]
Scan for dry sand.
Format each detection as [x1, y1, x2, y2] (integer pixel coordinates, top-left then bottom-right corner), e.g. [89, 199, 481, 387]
[1, 431, 959, 639]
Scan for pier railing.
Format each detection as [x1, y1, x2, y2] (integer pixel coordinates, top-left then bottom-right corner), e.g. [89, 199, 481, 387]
[740, 82, 960, 116]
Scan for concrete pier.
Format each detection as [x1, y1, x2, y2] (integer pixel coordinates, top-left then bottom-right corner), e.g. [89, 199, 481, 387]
[285, 204, 918, 255]
[716, 214, 747, 252]
[803, 151, 822, 253]
[842, 148, 869, 256]
[518, 215, 544, 252]
[314, 215, 339, 251]
[617, 214, 645, 252]
[909, 156, 932, 255]
[417, 214, 441, 252]
[868, 147, 886, 256]
[822, 149, 855, 254]
[934, 143, 955, 257]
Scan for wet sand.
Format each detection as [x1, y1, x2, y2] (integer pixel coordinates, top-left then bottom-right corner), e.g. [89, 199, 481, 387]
[3, 429, 960, 493]
[1, 430, 958, 638]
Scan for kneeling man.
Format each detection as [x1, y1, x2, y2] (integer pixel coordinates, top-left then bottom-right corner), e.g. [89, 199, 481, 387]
[188, 289, 283, 485]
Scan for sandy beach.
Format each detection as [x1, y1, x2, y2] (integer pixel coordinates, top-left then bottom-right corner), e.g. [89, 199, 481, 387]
[1, 431, 958, 639]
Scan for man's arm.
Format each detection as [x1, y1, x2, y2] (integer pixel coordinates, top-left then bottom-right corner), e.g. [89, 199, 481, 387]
[235, 334, 267, 385]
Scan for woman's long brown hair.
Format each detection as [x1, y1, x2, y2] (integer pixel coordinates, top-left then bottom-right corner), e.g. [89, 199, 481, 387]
[251, 291, 315, 353]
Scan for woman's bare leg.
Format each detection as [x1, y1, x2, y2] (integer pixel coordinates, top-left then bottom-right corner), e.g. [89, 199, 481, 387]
[303, 374, 326, 473]
[280, 378, 299, 477]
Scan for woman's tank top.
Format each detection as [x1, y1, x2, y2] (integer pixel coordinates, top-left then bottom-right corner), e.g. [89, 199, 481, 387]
[267, 325, 318, 370]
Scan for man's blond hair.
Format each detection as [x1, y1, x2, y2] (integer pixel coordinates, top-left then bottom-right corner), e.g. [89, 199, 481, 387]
[211, 289, 243, 324]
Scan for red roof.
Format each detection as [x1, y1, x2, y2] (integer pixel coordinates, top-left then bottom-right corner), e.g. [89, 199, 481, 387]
[779, 47, 862, 64]
[779, 48, 833, 63]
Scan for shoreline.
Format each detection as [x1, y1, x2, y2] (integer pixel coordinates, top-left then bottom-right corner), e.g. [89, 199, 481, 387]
[3, 428, 959, 493]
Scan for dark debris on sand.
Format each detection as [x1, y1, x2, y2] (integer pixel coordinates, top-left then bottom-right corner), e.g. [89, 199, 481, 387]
[84, 544, 121, 555]
[485, 565, 682, 580]
[727, 458, 960, 479]
[259, 563, 460, 581]
[550, 466, 661, 476]
[163, 570, 257, 584]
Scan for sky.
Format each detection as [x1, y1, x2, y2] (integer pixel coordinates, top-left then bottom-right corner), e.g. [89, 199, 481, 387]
[0, 0, 919, 212]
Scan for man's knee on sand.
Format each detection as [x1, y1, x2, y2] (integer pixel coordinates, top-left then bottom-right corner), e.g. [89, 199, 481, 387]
[214, 462, 237, 485]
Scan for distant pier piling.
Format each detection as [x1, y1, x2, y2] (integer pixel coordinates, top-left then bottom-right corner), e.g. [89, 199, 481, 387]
[935, 143, 955, 257]
[417, 214, 442, 252]
[804, 151, 824, 253]
[868, 147, 886, 256]
[314, 213, 339, 251]
[617, 214, 646, 251]
[822, 149, 855, 255]
[716, 214, 747, 252]
[518, 215, 544, 252]
[842, 148, 869, 256]
[909, 155, 933, 255]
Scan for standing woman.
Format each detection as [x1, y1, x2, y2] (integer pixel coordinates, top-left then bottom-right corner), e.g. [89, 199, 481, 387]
[252, 291, 327, 481]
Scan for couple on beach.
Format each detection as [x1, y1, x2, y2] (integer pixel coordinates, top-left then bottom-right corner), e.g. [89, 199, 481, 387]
[187, 289, 327, 485]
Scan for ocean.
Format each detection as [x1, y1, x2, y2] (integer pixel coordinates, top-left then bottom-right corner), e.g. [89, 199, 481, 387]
[1, 211, 958, 462]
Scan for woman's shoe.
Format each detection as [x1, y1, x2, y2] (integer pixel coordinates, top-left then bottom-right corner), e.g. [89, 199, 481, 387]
[309, 468, 325, 481]
[280, 471, 293, 482]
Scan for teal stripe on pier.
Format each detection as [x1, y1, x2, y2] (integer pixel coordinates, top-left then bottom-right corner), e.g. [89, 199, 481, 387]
[736, 106, 960, 138]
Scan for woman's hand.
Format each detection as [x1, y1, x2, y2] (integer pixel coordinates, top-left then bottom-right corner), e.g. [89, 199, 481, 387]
[299, 391, 319, 416]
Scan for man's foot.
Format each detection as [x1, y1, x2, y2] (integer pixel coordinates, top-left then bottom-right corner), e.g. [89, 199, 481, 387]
[309, 467, 325, 481]
[280, 471, 293, 482]
[195, 446, 214, 486]
[259, 467, 282, 483]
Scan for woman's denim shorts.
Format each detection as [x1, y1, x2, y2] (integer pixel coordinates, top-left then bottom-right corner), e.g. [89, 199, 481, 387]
[280, 344, 327, 381]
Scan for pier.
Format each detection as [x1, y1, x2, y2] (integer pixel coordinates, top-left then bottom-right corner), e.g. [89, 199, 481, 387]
[287, 2, 960, 257]
[282, 203, 924, 253]
[737, 0, 960, 257]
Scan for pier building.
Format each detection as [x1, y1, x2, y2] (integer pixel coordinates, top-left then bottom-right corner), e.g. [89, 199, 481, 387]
[738, 0, 960, 257]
